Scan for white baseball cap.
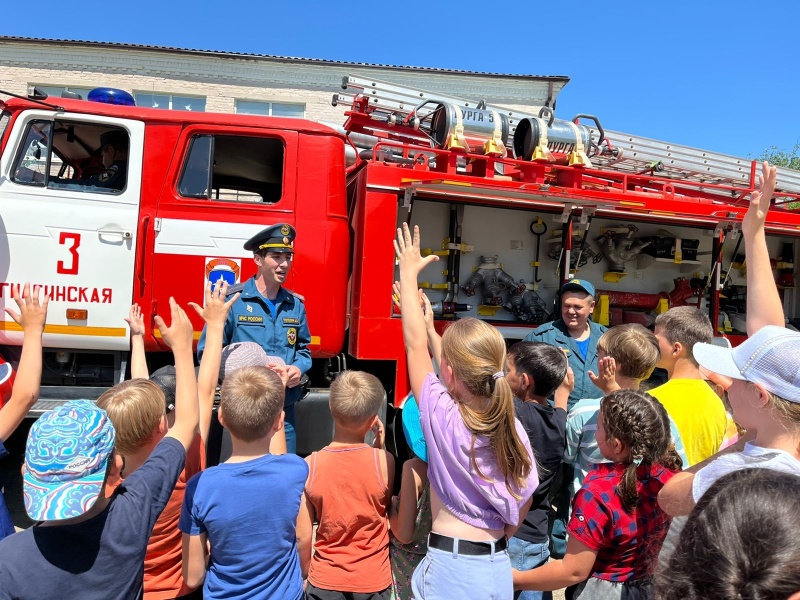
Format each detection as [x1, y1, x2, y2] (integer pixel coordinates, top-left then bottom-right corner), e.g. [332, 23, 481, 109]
[693, 325, 800, 403]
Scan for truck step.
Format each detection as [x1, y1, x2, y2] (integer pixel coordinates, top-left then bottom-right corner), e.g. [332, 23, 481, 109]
[28, 386, 110, 417]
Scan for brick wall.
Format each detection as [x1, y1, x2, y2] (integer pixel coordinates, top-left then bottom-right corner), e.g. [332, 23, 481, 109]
[0, 40, 564, 124]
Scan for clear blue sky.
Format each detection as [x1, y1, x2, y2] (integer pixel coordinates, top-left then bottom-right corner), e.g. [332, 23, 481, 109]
[2, 0, 795, 159]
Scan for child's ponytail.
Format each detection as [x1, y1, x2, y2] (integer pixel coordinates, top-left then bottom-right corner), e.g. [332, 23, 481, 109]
[600, 390, 680, 513]
[441, 319, 533, 497]
[485, 374, 533, 498]
[618, 461, 639, 514]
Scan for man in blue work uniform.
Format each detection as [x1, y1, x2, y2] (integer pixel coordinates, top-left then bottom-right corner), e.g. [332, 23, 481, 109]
[524, 278, 607, 560]
[198, 223, 311, 454]
[524, 279, 607, 410]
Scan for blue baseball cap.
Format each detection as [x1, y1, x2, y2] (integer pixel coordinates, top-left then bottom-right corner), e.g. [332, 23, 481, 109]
[560, 278, 596, 297]
[401, 395, 427, 463]
[24, 400, 116, 521]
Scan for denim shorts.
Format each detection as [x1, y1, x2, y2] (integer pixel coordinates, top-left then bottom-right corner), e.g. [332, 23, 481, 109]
[508, 537, 551, 600]
[411, 543, 513, 599]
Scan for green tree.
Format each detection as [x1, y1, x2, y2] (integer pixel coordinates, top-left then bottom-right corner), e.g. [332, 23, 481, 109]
[755, 143, 800, 208]
[756, 143, 800, 171]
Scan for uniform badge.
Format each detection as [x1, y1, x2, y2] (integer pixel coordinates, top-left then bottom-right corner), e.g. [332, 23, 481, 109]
[247, 305, 253, 313]
[98, 164, 117, 183]
[283, 236, 289, 245]
[280, 224, 291, 236]
[287, 327, 297, 346]
[238, 315, 264, 324]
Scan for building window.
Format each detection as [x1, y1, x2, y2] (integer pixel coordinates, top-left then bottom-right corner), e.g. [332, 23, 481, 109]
[31, 85, 95, 100]
[235, 100, 305, 118]
[135, 93, 206, 112]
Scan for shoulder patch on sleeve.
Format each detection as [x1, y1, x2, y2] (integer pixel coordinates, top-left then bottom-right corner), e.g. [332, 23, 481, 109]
[286, 289, 305, 302]
[226, 283, 245, 296]
[98, 164, 118, 182]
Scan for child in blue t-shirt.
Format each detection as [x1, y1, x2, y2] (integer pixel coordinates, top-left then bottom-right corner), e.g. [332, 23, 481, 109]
[180, 362, 310, 599]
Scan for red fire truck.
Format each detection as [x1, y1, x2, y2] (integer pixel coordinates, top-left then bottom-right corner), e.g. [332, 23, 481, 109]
[1, 77, 799, 452]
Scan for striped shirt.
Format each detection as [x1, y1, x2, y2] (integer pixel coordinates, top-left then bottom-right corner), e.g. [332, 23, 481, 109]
[563, 396, 687, 497]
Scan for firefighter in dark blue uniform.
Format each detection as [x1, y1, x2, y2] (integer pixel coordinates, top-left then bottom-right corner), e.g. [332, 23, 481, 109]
[198, 223, 311, 454]
[85, 130, 128, 191]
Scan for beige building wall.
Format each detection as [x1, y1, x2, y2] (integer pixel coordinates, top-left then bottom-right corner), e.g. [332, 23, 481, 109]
[0, 37, 568, 125]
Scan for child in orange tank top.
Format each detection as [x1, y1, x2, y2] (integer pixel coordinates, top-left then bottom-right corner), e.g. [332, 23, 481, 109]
[299, 371, 395, 600]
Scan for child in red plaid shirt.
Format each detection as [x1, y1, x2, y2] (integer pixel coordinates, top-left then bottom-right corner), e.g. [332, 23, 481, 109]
[513, 390, 683, 599]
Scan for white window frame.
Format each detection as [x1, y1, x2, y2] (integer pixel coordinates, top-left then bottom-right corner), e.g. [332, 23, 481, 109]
[134, 92, 206, 112]
[30, 84, 95, 100]
[235, 99, 305, 118]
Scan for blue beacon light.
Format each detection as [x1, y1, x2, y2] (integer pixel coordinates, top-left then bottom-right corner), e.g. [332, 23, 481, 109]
[87, 88, 136, 106]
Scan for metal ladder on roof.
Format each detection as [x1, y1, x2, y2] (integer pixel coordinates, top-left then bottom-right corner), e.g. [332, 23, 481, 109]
[333, 74, 800, 197]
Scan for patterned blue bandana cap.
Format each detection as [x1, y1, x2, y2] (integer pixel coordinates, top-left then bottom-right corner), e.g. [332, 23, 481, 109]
[24, 399, 116, 521]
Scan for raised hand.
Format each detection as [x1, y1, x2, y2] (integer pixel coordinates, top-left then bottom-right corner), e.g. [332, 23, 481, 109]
[370, 418, 386, 449]
[124, 303, 145, 336]
[420, 289, 434, 330]
[588, 356, 620, 394]
[392, 281, 402, 312]
[742, 161, 777, 239]
[559, 365, 575, 396]
[393, 281, 434, 328]
[394, 223, 439, 279]
[5, 283, 48, 334]
[154, 298, 194, 352]
[190, 280, 240, 328]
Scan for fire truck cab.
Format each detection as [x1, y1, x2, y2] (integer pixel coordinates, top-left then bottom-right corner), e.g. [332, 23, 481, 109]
[0, 91, 349, 432]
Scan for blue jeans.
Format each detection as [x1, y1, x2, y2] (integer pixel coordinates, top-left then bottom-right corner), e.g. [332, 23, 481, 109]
[508, 537, 552, 600]
[412, 544, 513, 599]
[549, 463, 573, 559]
[284, 402, 296, 455]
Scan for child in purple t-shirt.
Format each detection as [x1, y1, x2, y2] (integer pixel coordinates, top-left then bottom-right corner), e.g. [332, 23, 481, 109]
[395, 224, 538, 600]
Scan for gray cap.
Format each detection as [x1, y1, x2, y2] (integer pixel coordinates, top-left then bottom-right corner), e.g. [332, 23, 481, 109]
[220, 342, 286, 380]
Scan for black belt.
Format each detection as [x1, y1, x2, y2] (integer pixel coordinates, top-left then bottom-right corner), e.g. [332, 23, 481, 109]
[428, 532, 507, 556]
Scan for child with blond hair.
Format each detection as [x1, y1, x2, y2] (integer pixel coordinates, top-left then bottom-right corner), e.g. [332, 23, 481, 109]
[98, 281, 238, 599]
[648, 306, 727, 466]
[180, 358, 309, 599]
[300, 370, 394, 599]
[395, 223, 537, 599]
